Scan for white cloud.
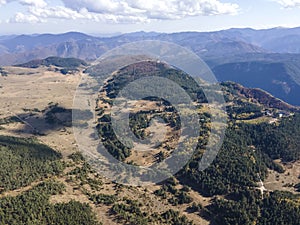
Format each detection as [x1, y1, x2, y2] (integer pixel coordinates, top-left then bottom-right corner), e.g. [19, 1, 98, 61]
[62, 0, 240, 18]
[29, 6, 83, 20]
[0, 0, 46, 7]
[27, 5, 148, 23]
[276, 0, 300, 8]
[19, 0, 47, 8]
[0, 0, 6, 6]
[7, 0, 240, 24]
[11, 12, 42, 23]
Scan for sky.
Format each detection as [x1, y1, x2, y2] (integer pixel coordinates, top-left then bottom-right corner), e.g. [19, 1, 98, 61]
[0, 0, 300, 35]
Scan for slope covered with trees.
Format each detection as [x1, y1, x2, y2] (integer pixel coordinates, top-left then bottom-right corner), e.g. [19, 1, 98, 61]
[0, 135, 64, 192]
[0, 181, 100, 225]
[93, 60, 300, 224]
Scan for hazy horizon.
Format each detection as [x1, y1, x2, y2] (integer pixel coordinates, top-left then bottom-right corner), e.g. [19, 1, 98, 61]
[2, 25, 300, 37]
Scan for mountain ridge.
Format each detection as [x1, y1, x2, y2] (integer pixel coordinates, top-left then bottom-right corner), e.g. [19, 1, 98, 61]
[2, 27, 300, 106]
[2, 26, 300, 66]
[213, 60, 300, 105]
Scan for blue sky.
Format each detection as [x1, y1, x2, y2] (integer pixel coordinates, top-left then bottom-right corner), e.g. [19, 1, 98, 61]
[0, 0, 300, 35]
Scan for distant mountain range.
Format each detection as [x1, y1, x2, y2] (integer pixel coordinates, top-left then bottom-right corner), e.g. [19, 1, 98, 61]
[2, 27, 300, 65]
[2, 27, 300, 105]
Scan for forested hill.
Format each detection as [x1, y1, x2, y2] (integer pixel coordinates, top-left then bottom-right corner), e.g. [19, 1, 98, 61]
[0, 59, 300, 225]
[13, 56, 88, 75]
[94, 60, 300, 224]
[15, 56, 88, 68]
